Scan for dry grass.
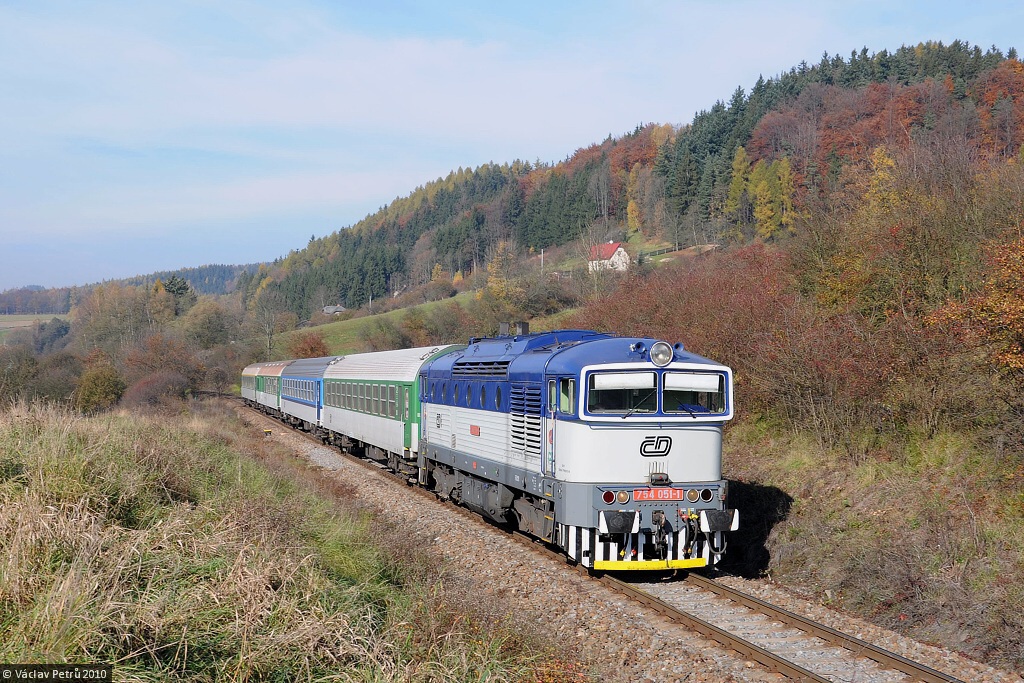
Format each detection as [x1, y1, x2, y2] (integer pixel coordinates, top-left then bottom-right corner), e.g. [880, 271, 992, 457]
[0, 399, 589, 681]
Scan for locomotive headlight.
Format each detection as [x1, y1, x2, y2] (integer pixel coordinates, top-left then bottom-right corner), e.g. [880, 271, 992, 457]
[686, 489, 699, 503]
[616, 490, 630, 504]
[650, 341, 673, 367]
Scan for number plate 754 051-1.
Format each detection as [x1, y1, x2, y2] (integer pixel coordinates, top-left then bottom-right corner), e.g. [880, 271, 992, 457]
[633, 488, 686, 501]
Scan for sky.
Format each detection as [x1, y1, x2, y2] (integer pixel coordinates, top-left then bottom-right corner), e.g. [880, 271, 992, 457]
[1, 1, 1021, 292]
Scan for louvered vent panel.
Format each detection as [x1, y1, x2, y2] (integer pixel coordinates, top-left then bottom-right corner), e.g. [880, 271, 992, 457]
[510, 384, 542, 459]
[452, 360, 511, 378]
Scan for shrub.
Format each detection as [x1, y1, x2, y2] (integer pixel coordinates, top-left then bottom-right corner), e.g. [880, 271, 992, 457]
[121, 370, 190, 407]
[76, 364, 125, 413]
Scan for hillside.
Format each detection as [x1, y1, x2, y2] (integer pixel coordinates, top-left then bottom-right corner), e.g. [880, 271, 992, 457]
[246, 40, 1014, 319]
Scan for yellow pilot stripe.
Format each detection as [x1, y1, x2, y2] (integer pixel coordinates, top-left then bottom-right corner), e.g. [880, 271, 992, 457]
[592, 557, 708, 571]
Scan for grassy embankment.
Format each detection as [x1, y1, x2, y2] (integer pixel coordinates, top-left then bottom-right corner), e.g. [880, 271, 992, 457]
[723, 420, 1024, 670]
[283, 292, 577, 356]
[0, 399, 585, 681]
[284, 292, 476, 354]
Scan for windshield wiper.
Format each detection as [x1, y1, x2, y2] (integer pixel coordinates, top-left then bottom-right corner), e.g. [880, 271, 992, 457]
[622, 389, 657, 419]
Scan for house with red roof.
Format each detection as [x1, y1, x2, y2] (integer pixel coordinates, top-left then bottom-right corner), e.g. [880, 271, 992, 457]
[588, 241, 631, 273]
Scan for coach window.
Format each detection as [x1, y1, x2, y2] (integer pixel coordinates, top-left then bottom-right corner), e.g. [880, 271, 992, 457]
[404, 388, 410, 420]
[389, 385, 397, 418]
[548, 380, 557, 414]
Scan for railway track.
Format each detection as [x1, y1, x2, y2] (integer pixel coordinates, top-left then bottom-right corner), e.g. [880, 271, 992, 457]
[623, 572, 963, 683]
[242, 401, 969, 683]
[504, 530, 962, 683]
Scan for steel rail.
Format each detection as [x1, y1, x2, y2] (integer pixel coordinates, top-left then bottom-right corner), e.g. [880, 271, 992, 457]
[682, 573, 963, 683]
[596, 573, 831, 682]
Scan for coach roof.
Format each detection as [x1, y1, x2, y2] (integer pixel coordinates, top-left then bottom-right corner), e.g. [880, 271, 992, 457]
[324, 345, 462, 383]
[281, 356, 340, 378]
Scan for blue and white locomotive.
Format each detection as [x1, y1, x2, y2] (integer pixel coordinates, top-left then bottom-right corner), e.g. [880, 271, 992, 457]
[241, 325, 738, 571]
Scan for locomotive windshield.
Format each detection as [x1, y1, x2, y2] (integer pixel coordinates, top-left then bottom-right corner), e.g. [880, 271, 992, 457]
[663, 371, 725, 414]
[585, 370, 726, 416]
[587, 372, 657, 414]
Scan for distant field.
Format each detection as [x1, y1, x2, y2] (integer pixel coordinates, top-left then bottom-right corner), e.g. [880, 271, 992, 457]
[0, 314, 67, 343]
[281, 292, 475, 354]
[278, 291, 576, 356]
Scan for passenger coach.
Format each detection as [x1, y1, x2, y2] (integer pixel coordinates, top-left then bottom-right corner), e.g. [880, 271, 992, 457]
[321, 345, 461, 477]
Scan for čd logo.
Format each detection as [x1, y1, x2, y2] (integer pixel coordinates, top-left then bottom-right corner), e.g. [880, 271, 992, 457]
[640, 436, 672, 457]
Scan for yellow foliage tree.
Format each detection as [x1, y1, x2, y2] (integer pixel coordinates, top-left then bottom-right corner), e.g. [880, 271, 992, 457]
[626, 200, 642, 233]
[935, 236, 1024, 376]
[866, 146, 899, 217]
[626, 164, 643, 233]
[149, 280, 176, 326]
[485, 240, 525, 308]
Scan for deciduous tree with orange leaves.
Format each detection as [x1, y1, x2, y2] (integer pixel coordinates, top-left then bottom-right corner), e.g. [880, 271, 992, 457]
[287, 330, 330, 359]
[932, 235, 1024, 380]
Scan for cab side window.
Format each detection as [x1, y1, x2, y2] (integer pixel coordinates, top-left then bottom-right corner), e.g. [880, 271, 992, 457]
[559, 378, 575, 413]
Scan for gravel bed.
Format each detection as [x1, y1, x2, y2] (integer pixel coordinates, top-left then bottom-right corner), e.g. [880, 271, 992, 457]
[710, 575, 1023, 683]
[245, 411, 1022, 683]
